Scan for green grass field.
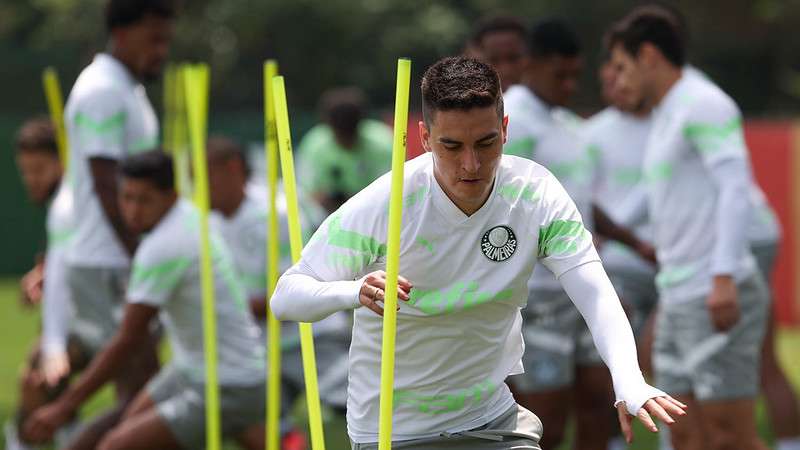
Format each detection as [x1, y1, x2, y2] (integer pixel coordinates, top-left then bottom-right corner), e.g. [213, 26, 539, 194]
[1, 277, 798, 449]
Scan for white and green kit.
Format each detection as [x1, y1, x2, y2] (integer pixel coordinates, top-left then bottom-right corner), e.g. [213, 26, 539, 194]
[128, 199, 266, 448]
[63, 53, 160, 350]
[272, 153, 662, 445]
[644, 69, 768, 400]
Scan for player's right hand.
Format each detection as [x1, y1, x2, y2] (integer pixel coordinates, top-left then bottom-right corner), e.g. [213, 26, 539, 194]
[41, 351, 70, 387]
[359, 270, 413, 316]
[707, 275, 740, 331]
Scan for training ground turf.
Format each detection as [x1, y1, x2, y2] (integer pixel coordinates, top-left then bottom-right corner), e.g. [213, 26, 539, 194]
[0, 278, 797, 449]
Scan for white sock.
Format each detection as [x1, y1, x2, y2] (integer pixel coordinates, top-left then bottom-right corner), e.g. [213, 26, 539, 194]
[777, 437, 800, 450]
[607, 436, 627, 450]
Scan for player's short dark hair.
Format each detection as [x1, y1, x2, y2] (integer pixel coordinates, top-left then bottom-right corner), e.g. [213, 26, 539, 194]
[471, 15, 527, 48]
[15, 117, 58, 157]
[421, 56, 503, 126]
[320, 87, 366, 141]
[606, 5, 686, 67]
[528, 18, 581, 59]
[206, 135, 251, 177]
[105, 0, 179, 31]
[120, 149, 174, 191]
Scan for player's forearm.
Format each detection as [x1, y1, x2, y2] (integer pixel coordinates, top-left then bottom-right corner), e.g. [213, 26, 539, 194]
[559, 261, 663, 413]
[89, 158, 138, 255]
[60, 332, 143, 410]
[272, 262, 361, 322]
[41, 251, 70, 355]
[710, 159, 752, 275]
[592, 204, 645, 250]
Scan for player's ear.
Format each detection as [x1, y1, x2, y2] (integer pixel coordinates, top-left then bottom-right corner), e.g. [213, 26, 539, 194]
[501, 115, 509, 144]
[418, 120, 431, 153]
[639, 43, 659, 68]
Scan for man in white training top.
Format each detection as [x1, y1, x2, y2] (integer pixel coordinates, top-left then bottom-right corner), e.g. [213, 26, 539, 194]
[608, 6, 770, 450]
[272, 56, 685, 450]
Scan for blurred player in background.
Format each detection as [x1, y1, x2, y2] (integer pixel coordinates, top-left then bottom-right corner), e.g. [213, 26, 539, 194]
[25, 150, 269, 450]
[297, 87, 393, 215]
[502, 18, 655, 450]
[6, 118, 78, 450]
[39, 0, 180, 446]
[608, 6, 770, 449]
[206, 134, 350, 449]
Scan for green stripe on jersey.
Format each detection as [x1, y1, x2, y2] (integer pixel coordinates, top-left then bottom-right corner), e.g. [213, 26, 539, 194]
[683, 117, 744, 155]
[130, 257, 191, 294]
[327, 215, 386, 258]
[538, 220, 585, 258]
[504, 137, 536, 158]
[74, 111, 126, 135]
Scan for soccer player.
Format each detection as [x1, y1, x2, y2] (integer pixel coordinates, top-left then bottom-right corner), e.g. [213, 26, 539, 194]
[607, 7, 770, 450]
[271, 56, 685, 450]
[502, 19, 656, 450]
[297, 87, 393, 214]
[25, 150, 268, 450]
[6, 118, 77, 450]
[54, 0, 177, 442]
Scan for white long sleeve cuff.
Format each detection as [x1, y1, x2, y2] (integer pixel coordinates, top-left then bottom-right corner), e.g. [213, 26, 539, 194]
[558, 261, 664, 415]
[41, 251, 71, 357]
[271, 260, 362, 322]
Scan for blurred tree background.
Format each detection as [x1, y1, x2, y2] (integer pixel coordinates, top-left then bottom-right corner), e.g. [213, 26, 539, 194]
[1, 0, 800, 272]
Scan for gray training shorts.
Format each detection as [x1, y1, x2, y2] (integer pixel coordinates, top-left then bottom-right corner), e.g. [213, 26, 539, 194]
[351, 404, 542, 450]
[67, 265, 128, 353]
[510, 288, 603, 393]
[147, 364, 266, 450]
[653, 274, 768, 401]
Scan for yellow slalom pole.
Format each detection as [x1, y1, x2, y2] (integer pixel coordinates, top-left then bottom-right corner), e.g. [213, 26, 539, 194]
[263, 59, 282, 450]
[173, 64, 192, 198]
[184, 63, 222, 450]
[272, 75, 326, 450]
[42, 67, 69, 168]
[378, 58, 411, 450]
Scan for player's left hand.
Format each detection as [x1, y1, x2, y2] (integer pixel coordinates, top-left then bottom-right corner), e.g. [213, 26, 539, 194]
[19, 263, 44, 307]
[23, 399, 74, 444]
[616, 395, 687, 444]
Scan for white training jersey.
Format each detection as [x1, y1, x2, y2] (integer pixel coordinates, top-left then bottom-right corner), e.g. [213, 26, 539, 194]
[295, 152, 598, 442]
[683, 67, 781, 247]
[211, 183, 347, 337]
[64, 53, 159, 267]
[644, 69, 756, 303]
[504, 85, 595, 291]
[584, 107, 655, 276]
[127, 200, 265, 386]
[41, 184, 76, 356]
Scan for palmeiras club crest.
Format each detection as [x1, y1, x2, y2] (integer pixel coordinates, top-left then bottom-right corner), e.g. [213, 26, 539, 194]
[480, 225, 517, 262]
